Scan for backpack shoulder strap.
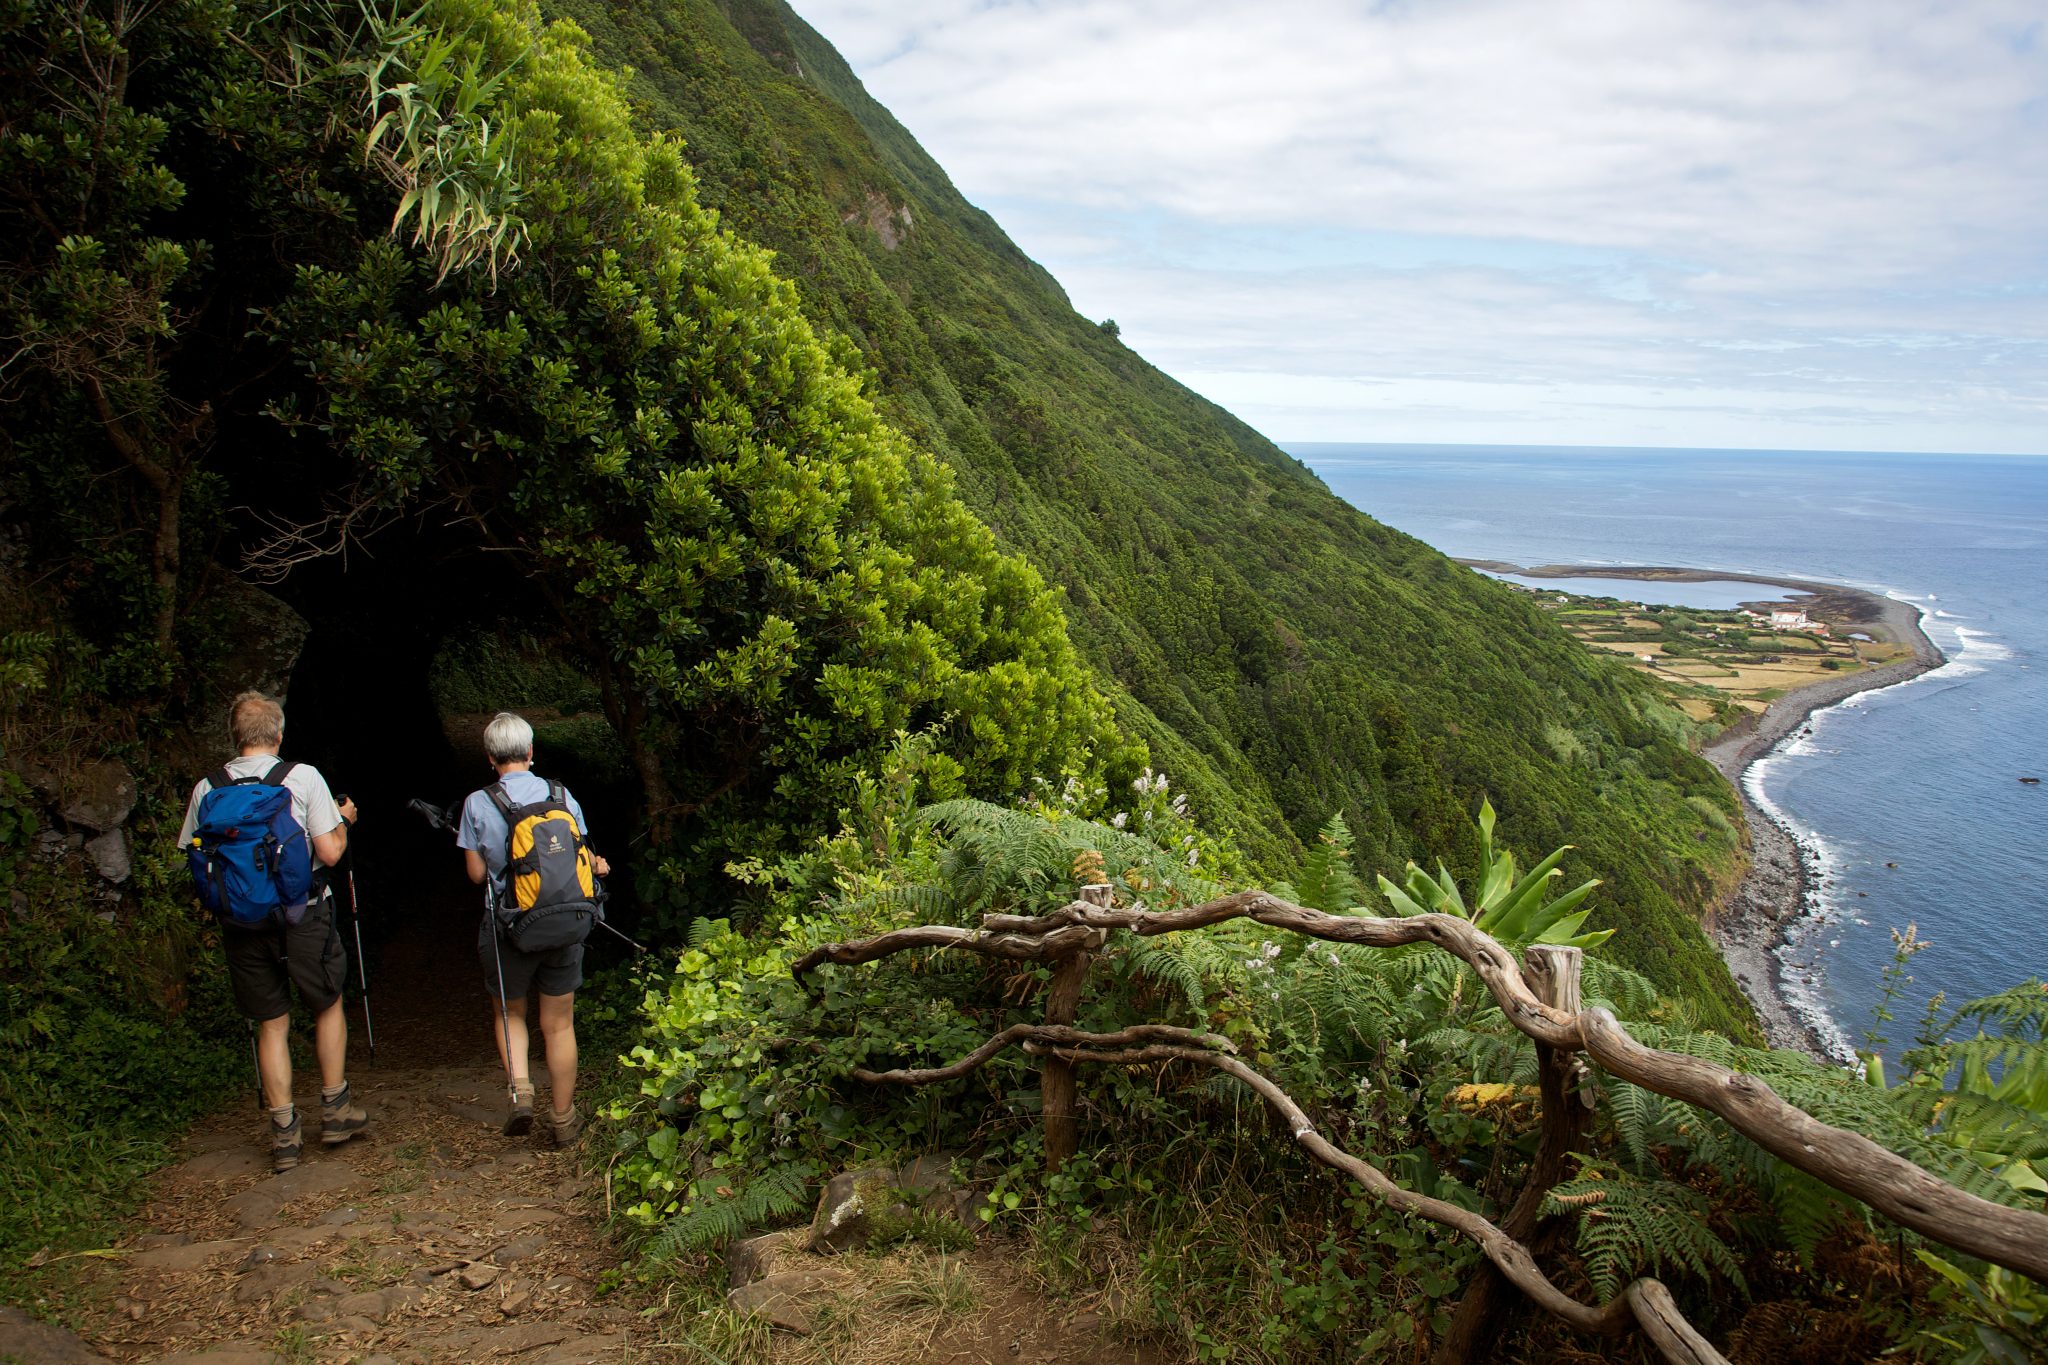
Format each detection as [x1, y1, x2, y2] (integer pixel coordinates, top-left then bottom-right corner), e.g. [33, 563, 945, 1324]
[485, 781, 519, 822]
[262, 759, 298, 787]
[208, 766, 235, 791]
[547, 781, 567, 808]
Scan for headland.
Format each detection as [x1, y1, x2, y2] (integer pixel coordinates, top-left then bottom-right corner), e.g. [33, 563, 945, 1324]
[1467, 562, 1944, 1059]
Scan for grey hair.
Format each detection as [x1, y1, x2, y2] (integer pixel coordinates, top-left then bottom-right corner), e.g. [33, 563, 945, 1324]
[483, 711, 535, 764]
[230, 691, 285, 750]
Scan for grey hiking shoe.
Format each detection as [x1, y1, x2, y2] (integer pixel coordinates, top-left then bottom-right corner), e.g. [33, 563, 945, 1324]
[504, 1082, 535, 1138]
[549, 1104, 583, 1149]
[321, 1082, 370, 1145]
[271, 1110, 302, 1173]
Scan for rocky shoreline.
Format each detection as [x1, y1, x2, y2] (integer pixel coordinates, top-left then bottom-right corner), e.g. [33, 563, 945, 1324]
[1480, 563, 1943, 1059]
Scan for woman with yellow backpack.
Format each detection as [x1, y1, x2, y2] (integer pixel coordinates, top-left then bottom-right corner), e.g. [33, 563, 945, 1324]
[455, 712, 612, 1144]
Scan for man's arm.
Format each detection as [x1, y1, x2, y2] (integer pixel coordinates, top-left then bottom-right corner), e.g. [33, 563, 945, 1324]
[465, 848, 488, 885]
[300, 770, 355, 868]
[176, 780, 208, 847]
[310, 795, 357, 868]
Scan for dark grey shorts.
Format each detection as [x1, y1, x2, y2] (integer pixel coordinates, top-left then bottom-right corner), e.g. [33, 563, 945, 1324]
[224, 895, 347, 1021]
[477, 915, 582, 1001]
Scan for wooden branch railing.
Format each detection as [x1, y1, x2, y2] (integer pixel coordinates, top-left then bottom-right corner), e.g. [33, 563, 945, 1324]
[792, 885, 2048, 1364]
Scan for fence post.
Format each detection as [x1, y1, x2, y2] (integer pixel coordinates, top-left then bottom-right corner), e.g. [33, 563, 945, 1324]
[1432, 943, 1591, 1364]
[1042, 882, 1111, 1170]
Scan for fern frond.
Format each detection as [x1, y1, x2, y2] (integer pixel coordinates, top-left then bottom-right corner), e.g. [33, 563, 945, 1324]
[647, 1164, 810, 1261]
[1546, 1163, 1746, 1300]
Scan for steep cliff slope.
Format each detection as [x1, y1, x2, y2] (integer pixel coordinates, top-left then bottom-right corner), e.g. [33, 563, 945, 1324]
[547, 0, 1751, 1023]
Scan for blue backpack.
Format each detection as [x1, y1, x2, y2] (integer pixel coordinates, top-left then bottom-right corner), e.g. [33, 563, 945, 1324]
[187, 761, 316, 926]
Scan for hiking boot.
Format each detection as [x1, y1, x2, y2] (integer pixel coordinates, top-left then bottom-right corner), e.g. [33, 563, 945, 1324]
[549, 1104, 583, 1149]
[271, 1110, 302, 1173]
[503, 1081, 535, 1138]
[321, 1082, 370, 1145]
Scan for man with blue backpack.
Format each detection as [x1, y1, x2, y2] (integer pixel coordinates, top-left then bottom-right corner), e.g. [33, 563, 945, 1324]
[180, 691, 369, 1172]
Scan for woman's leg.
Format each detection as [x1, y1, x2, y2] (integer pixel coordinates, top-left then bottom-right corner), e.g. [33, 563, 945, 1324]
[537, 991, 577, 1118]
[492, 995, 531, 1083]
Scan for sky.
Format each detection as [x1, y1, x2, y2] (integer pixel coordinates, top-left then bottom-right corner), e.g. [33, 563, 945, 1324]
[794, 1, 2048, 454]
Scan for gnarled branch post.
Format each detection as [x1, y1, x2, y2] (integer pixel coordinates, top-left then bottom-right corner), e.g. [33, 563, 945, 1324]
[1433, 944, 1593, 1364]
[1042, 882, 1111, 1170]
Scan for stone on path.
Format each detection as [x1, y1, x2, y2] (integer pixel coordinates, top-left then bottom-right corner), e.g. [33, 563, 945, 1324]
[727, 1265, 857, 1335]
[727, 1229, 788, 1289]
[491, 1231, 548, 1262]
[330, 1284, 422, 1324]
[230, 1262, 319, 1305]
[0, 1304, 113, 1363]
[806, 1152, 976, 1253]
[459, 1262, 502, 1290]
[221, 1161, 364, 1230]
[129, 1238, 248, 1273]
[175, 1147, 269, 1181]
[535, 1333, 629, 1365]
[264, 1225, 341, 1255]
[438, 1091, 503, 1129]
[491, 1206, 562, 1234]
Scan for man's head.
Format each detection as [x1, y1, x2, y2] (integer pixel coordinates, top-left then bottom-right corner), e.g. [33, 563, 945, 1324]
[483, 711, 535, 766]
[230, 691, 285, 753]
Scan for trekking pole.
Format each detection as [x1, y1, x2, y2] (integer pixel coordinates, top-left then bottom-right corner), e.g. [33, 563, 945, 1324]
[248, 1022, 265, 1114]
[591, 917, 648, 955]
[344, 860, 375, 1063]
[589, 877, 648, 955]
[487, 883, 517, 1106]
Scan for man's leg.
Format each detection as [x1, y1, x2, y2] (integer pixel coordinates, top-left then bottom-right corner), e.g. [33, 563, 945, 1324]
[255, 1013, 294, 1109]
[538, 991, 577, 1118]
[313, 996, 349, 1092]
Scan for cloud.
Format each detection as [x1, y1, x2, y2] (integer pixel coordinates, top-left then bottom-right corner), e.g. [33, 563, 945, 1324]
[794, 0, 2048, 451]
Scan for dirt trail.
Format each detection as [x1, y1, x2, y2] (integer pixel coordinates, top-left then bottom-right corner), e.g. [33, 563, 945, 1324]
[75, 1059, 642, 1364]
[40, 885, 1168, 1365]
[65, 883, 655, 1365]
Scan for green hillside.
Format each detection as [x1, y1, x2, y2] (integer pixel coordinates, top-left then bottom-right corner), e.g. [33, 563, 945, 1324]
[544, 0, 1752, 1025]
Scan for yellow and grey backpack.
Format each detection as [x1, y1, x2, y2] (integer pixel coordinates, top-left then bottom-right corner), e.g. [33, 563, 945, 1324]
[485, 779, 596, 952]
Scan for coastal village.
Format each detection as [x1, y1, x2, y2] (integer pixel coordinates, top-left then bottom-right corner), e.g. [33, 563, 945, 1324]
[1509, 582, 1913, 724]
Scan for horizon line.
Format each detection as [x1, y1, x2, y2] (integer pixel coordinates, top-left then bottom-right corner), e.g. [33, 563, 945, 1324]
[1278, 439, 2048, 460]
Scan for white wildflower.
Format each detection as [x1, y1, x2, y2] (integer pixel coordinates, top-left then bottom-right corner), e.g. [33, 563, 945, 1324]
[1110, 811, 1127, 829]
[1186, 848, 1199, 867]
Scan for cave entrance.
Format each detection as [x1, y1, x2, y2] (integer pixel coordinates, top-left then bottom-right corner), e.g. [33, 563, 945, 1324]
[254, 518, 641, 1068]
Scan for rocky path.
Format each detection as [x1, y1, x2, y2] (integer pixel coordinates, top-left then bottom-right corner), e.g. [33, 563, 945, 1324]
[60, 1057, 647, 1365]
[3, 874, 1168, 1365]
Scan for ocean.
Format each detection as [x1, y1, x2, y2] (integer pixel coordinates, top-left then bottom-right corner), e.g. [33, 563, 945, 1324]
[1288, 443, 2048, 1058]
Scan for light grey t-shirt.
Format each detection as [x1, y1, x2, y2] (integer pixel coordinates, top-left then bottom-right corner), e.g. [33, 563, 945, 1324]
[178, 754, 345, 855]
[456, 770, 589, 898]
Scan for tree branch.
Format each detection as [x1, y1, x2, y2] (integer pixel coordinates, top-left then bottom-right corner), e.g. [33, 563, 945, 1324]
[808, 889, 2048, 1283]
[846, 1021, 1724, 1362]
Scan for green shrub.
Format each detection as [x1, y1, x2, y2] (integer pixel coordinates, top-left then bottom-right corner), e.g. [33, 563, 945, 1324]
[0, 793, 241, 1301]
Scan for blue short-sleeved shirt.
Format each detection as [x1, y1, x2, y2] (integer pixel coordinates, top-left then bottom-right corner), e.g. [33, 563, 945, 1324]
[457, 770, 590, 898]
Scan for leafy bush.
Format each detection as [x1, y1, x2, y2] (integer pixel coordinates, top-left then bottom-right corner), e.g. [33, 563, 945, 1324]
[0, 790, 241, 1299]
[608, 755, 2048, 1359]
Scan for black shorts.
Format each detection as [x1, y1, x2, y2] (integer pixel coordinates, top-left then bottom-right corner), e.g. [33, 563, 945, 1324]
[224, 895, 348, 1021]
[477, 914, 582, 1001]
